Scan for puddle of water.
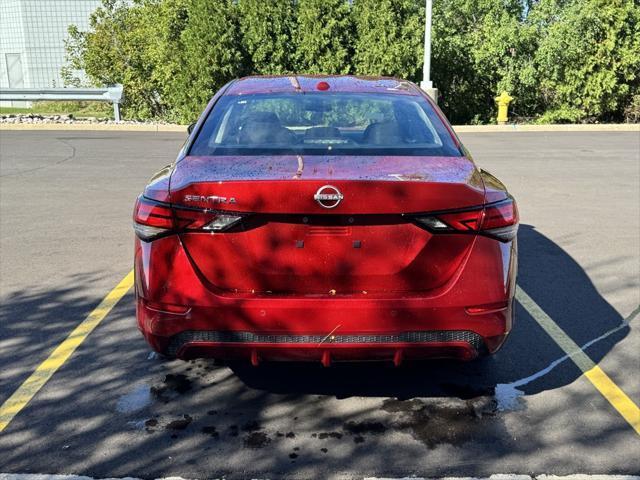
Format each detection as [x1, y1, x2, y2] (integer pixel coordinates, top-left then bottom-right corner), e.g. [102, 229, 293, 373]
[494, 384, 525, 412]
[382, 396, 499, 449]
[116, 384, 152, 413]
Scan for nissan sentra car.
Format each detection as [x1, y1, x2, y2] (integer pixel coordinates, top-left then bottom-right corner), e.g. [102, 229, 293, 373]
[133, 75, 518, 365]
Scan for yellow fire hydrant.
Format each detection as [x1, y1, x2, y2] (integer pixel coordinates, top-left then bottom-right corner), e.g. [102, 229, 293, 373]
[495, 91, 513, 125]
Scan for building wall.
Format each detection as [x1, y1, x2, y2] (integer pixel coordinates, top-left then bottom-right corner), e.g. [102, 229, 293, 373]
[0, 0, 101, 90]
[1, 0, 28, 90]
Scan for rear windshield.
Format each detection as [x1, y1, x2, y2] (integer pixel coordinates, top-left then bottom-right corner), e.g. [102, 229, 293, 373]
[189, 92, 461, 157]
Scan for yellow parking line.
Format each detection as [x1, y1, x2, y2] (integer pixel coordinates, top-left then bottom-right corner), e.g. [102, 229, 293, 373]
[516, 286, 640, 436]
[0, 270, 134, 433]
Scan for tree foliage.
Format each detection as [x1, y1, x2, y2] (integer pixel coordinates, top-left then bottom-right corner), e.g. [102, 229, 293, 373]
[532, 0, 640, 123]
[352, 0, 424, 80]
[238, 0, 296, 75]
[167, 0, 246, 122]
[64, 0, 163, 118]
[65, 0, 640, 124]
[294, 0, 353, 74]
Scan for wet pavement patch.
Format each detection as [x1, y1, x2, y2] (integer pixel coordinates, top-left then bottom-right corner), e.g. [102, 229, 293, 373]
[116, 384, 152, 413]
[202, 425, 219, 438]
[343, 420, 387, 435]
[151, 374, 193, 402]
[244, 431, 271, 448]
[144, 418, 158, 428]
[242, 420, 261, 432]
[439, 382, 495, 399]
[315, 431, 343, 439]
[165, 414, 193, 430]
[382, 397, 501, 449]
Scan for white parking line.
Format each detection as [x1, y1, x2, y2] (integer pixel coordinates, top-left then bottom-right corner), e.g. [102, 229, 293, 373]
[515, 287, 640, 435]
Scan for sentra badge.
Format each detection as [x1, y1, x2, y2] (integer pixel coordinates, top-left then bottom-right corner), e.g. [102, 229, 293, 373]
[184, 195, 236, 204]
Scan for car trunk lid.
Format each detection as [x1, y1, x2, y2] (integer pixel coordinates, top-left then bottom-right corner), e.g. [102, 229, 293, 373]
[170, 155, 485, 294]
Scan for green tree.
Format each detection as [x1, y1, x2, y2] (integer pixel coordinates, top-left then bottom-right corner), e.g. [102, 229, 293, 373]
[64, 0, 189, 120]
[531, 0, 640, 123]
[352, 0, 424, 81]
[294, 0, 353, 74]
[238, 0, 296, 75]
[142, 0, 191, 120]
[429, 0, 532, 124]
[167, 0, 247, 122]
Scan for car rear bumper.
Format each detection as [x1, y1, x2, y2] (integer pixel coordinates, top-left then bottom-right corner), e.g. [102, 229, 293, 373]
[165, 335, 488, 364]
[137, 297, 512, 363]
[135, 234, 517, 363]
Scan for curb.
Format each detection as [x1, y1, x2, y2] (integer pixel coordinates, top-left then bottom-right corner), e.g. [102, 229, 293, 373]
[1, 123, 638, 133]
[453, 124, 640, 133]
[0, 123, 187, 132]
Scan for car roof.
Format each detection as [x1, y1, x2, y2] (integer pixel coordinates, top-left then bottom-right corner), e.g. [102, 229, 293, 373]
[224, 75, 422, 96]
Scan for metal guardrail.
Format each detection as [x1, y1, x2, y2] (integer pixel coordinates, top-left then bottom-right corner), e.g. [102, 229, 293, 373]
[0, 84, 124, 121]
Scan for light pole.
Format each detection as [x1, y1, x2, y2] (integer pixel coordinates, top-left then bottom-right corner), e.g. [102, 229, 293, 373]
[420, 0, 438, 103]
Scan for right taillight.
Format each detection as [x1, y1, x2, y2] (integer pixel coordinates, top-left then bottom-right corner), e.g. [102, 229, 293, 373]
[412, 197, 519, 242]
[133, 196, 244, 241]
[480, 197, 519, 241]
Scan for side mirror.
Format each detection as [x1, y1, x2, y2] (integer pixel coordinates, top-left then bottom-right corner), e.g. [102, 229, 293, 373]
[187, 123, 196, 134]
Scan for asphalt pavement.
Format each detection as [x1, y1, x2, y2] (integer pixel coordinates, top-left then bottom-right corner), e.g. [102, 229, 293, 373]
[0, 129, 638, 478]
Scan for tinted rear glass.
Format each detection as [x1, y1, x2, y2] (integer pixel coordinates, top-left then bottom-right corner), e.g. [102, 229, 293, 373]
[189, 92, 461, 157]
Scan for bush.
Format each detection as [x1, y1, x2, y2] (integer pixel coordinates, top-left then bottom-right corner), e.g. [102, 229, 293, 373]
[294, 0, 353, 74]
[166, 0, 246, 123]
[352, 0, 423, 80]
[239, 0, 296, 75]
[532, 0, 640, 123]
[65, 0, 640, 124]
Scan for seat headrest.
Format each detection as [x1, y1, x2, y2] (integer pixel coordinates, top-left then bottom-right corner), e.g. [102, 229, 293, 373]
[242, 111, 281, 125]
[362, 121, 403, 145]
[304, 126, 343, 140]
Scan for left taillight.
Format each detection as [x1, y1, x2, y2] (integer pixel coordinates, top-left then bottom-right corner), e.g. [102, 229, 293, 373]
[133, 196, 175, 241]
[133, 196, 243, 241]
[412, 197, 519, 242]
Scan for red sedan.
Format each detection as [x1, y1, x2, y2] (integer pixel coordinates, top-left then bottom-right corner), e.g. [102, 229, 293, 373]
[133, 75, 518, 365]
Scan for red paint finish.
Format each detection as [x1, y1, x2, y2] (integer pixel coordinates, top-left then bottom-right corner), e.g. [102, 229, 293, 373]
[224, 75, 420, 96]
[134, 75, 518, 364]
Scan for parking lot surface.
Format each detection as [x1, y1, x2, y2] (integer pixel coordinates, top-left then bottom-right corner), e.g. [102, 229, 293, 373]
[0, 130, 638, 478]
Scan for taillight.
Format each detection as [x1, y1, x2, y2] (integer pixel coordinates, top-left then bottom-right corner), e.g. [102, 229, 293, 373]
[481, 198, 519, 241]
[133, 197, 174, 241]
[412, 197, 519, 242]
[133, 196, 243, 241]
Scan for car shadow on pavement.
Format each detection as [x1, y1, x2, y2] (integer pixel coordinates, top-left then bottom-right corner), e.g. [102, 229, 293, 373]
[0, 224, 635, 478]
[231, 223, 631, 400]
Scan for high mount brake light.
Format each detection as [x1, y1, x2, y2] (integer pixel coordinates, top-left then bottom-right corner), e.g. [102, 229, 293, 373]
[412, 197, 519, 242]
[133, 196, 243, 241]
